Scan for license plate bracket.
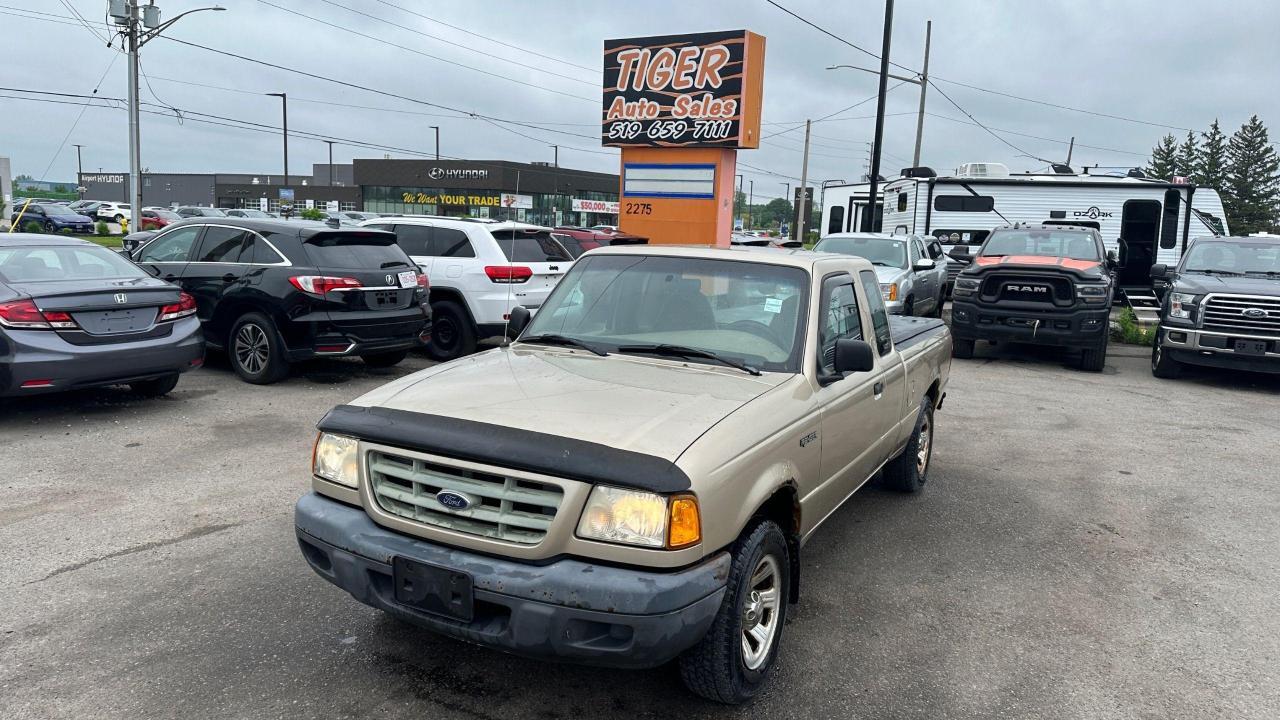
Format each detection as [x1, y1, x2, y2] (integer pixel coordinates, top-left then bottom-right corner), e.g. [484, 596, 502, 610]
[392, 557, 474, 622]
[1233, 339, 1267, 355]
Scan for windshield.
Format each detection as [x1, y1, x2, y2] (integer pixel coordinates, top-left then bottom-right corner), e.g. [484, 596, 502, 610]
[813, 236, 907, 268]
[981, 229, 1100, 261]
[40, 204, 84, 218]
[1182, 240, 1280, 275]
[523, 254, 808, 373]
[0, 244, 148, 282]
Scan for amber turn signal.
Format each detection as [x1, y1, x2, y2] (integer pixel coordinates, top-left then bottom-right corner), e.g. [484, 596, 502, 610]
[667, 495, 701, 548]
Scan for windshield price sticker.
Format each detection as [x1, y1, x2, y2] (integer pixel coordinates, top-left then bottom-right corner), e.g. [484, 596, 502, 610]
[602, 30, 764, 148]
[763, 297, 784, 314]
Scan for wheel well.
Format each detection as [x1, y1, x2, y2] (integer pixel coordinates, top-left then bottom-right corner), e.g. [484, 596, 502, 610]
[754, 485, 801, 603]
[428, 287, 476, 325]
[925, 379, 941, 408]
[212, 302, 272, 347]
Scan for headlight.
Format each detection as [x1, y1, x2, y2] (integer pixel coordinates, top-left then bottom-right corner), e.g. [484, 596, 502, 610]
[880, 283, 899, 302]
[576, 486, 701, 549]
[953, 277, 979, 296]
[1169, 292, 1198, 319]
[1075, 284, 1109, 303]
[313, 432, 359, 487]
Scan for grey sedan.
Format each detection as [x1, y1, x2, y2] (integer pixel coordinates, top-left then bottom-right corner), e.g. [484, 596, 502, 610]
[0, 234, 204, 397]
[812, 232, 948, 316]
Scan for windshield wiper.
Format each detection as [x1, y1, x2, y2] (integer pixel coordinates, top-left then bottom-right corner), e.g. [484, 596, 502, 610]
[1187, 268, 1244, 276]
[870, 261, 897, 267]
[1243, 270, 1280, 277]
[617, 343, 761, 376]
[518, 333, 608, 356]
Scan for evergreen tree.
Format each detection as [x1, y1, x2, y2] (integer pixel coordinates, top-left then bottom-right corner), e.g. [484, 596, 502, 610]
[1175, 130, 1199, 179]
[1225, 115, 1280, 234]
[1196, 119, 1229, 190]
[1146, 134, 1179, 180]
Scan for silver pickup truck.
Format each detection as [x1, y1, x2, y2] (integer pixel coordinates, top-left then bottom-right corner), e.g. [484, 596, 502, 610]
[295, 245, 952, 704]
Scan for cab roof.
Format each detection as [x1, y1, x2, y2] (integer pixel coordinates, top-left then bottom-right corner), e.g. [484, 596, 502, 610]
[587, 242, 875, 273]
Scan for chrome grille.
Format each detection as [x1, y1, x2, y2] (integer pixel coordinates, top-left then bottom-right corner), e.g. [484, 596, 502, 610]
[368, 450, 563, 545]
[1201, 294, 1280, 336]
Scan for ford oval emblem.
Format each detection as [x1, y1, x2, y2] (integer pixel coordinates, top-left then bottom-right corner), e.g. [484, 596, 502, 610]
[435, 490, 472, 511]
[1242, 307, 1269, 319]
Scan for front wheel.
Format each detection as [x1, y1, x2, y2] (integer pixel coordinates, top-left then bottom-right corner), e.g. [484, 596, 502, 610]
[1079, 336, 1108, 372]
[1151, 339, 1184, 379]
[114, 214, 125, 224]
[679, 520, 790, 705]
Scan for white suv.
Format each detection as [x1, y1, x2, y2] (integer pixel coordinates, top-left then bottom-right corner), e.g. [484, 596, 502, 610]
[95, 201, 133, 224]
[359, 216, 574, 360]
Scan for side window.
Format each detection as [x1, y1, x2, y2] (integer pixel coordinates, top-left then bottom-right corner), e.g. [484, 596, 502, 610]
[243, 234, 286, 264]
[393, 224, 434, 257]
[436, 228, 475, 257]
[818, 275, 863, 375]
[1160, 189, 1181, 250]
[897, 192, 908, 213]
[934, 195, 995, 212]
[195, 226, 248, 262]
[927, 240, 943, 259]
[138, 226, 201, 263]
[858, 270, 892, 356]
[908, 239, 922, 264]
[827, 206, 845, 235]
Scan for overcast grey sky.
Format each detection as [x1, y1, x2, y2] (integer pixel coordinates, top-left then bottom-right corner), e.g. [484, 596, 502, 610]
[5, 0, 1280, 200]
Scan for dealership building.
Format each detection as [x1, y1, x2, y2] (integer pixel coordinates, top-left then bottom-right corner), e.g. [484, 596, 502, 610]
[78, 159, 620, 227]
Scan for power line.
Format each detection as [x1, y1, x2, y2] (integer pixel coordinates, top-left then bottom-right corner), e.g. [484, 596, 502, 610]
[32, 53, 120, 183]
[254, 0, 596, 103]
[927, 79, 1050, 163]
[370, 0, 595, 73]
[924, 112, 1149, 158]
[308, 0, 594, 86]
[57, 0, 110, 44]
[763, 83, 908, 139]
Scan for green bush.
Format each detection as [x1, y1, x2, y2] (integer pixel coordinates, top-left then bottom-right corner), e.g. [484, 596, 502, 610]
[60, 228, 75, 236]
[1111, 307, 1155, 346]
[95, 221, 110, 236]
[299, 207, 325, 221]
[22, 221, 43, 234]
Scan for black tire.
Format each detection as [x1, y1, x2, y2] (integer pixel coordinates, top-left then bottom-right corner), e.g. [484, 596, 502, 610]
[1079, 336, 1108, 372]
[1151, 337, 1184, 379]
[884, 396, 934, 493]
[361, 349, 409, 368]
[934, 291, 946, 318]
[426, 300, 476, 362]
[128, 373, 180, 397]
[903, 296, 915, 316]
[952, 337, 975, 359]
[114, 214, 125, 224]
[43, 220, 55, 233]
[229, 312, 290, 384]
[679, 520, 790, 705]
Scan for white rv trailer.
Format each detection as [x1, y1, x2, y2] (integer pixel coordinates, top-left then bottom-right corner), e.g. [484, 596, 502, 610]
[876, 163, 1229, 296]
[819, 181, 881, 236]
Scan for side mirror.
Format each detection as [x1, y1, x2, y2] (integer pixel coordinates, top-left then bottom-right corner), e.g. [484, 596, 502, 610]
[506, 305, 531, 339]
[947, 246, 973, 262]
[833, 338, 876, 374]
[1149, 263, 1169, 280]
[912, 258, 936, 272]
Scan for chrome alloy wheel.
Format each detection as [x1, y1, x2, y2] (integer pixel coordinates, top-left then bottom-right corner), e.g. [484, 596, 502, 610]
[740, 555, 782, 671]
[917, 413, 933, 476]
[234, 323, 269, 375]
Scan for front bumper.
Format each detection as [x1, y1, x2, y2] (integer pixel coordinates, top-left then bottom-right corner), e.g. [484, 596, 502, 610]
[294, 493, 729, 669]
[0, 316, 205, 396]
[1159, 325, 1280, 374]
[950, 299, 1109, 347]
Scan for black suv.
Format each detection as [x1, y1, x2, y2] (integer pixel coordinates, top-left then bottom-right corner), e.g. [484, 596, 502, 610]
[1149, 235, 1280, 378]
[130, 219, 431, 383]
[949, 224, 1116, 371]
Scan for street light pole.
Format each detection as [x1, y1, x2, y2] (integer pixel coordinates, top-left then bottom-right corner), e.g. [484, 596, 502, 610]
[72, 144, 84, 199]
[912, 20, 932, 167]
[113, 1, 226, 219]
[781, 182, 791, 236]
[323, 140, 335, 186]
[867, 0, 895, 233]
[748, 179, 754, 229]
[430, 126, 440, 160]
[267, 92, 288, 187]
[797, 119, 812, 241]
[551, 145, 559, 168]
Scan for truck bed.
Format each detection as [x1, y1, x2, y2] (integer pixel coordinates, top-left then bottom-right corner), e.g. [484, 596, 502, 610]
[890, 315, 947, 352]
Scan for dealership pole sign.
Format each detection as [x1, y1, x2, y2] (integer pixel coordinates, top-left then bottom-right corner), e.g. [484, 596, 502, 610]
[602, 30, 765, 149]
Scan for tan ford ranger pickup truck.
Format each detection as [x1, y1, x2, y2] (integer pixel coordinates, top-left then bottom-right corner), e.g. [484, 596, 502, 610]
[295, 244, 952, 704]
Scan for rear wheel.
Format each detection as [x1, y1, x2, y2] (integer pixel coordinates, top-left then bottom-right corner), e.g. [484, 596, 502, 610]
[128, 373, 180, 397]
[361, 349, 409, 368]
[114, 214, 125, 224]
[425, 300, 476, 362]
[679, 520, 789, 705]
[934, 289, 946, 318]
[229, 312, 290, 384]
[1151, 338, 1184, 379]
[884, 396, 934, 493]
[1079, 336, 1108, 372]
[952, 338, 975, 359]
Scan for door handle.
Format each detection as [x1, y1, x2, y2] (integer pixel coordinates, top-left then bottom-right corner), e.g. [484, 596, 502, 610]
[221, 273, 237, 283]
[874, 381, 884, 395]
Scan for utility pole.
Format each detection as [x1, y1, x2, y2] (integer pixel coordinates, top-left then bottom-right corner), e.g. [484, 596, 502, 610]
[323, 140, 335, 186]
[912, 20, 931, 167]
[748, 179, 754, 229]
[781, 182, 791, 236]
[111, 1, 225, 219]
[797, 119, 812, 241]
[867, 0, 895, 233]
[72, 144, 84, 199]
[735, 173, 743, 225]
[551, 145, 559, 168]
[267, 92, 288, 187]
[430, 126, 440, 160]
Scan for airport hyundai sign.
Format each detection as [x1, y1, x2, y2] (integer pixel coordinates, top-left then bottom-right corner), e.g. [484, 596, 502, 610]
[602, 30, 765, 149]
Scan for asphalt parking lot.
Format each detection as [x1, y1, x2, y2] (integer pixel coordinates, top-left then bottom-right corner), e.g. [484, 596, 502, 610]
[2, 342, 1278, 719]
